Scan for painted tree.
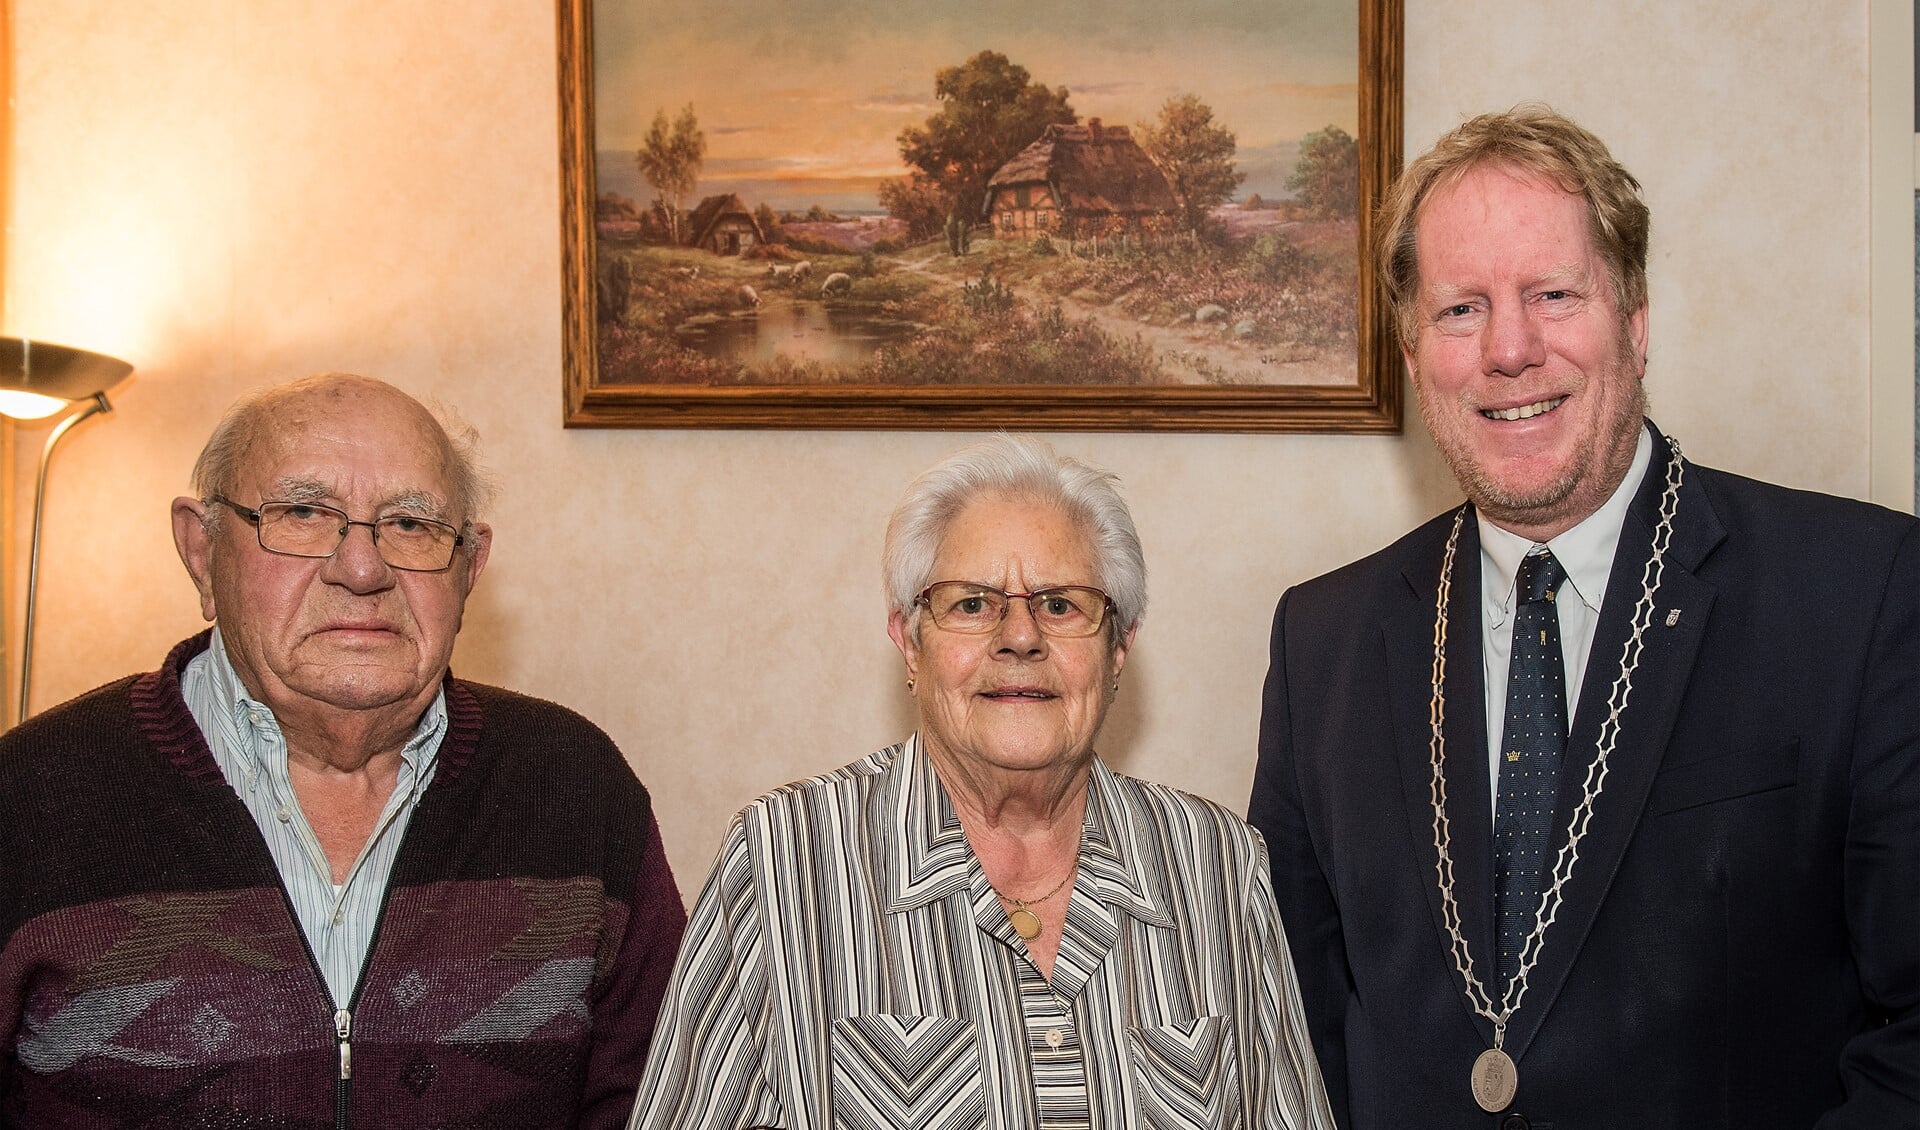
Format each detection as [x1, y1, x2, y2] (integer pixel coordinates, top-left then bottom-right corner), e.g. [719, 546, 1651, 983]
[636, 104, 706, 245]
[752, 202, 784, 245]
[897, 51, 1075, 234]
[1140, 94, 1244, 233]
[1287, 125, 1359, 219]
[877, 173, 950, 241]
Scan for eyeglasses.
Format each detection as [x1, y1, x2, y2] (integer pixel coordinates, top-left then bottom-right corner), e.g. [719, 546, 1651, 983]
[210, 496, 465, 572]
[915, 581, 1113, 638]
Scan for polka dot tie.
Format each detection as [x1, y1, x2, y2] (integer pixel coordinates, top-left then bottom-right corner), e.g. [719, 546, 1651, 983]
[1494, 548, 1568, 987]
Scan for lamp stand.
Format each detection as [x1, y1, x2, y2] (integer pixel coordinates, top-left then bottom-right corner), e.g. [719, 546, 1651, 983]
[19, 392, 110, 721]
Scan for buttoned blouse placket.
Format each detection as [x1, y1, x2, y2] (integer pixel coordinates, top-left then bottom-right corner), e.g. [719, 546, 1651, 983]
[963, 820, 1146, 1128]
[969, 871, 1092, 1129]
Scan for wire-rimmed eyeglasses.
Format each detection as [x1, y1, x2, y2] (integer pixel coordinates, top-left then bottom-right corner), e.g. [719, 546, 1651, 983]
[210, 495, 465, 572]
[915, 580, 1113, 638]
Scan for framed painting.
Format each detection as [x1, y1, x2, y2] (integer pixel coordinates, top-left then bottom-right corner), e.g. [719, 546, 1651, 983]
[558, 0, 1402, 431]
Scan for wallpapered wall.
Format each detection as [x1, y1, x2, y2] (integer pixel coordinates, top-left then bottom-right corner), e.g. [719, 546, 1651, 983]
[5, 2, 1877, 890]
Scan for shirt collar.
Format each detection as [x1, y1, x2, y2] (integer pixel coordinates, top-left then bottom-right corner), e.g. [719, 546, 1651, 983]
[199, 625, 448, 777]
[884, 733, 1172, 929]
[1076, 758, 1175, 928]
[1480, 424, 1654, 623]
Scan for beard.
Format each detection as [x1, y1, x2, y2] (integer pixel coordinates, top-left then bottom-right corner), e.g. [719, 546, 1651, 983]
[1414, 342, 1648, 534]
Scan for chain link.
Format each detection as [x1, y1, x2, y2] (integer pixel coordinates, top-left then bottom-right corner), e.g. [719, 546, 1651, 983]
[1426, 436, 1686, 1047]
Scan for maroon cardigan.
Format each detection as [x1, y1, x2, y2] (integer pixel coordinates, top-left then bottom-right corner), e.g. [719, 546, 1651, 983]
[0, 633, 685, 1129]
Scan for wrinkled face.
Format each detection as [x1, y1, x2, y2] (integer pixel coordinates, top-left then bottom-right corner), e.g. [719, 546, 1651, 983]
[889, 493, 1129, 780]
[179, 384, 490, 722]
[1406, 164, 1648, 540]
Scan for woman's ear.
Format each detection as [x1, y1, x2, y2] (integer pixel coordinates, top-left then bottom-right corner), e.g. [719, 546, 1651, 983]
[887, 609, 920, 687]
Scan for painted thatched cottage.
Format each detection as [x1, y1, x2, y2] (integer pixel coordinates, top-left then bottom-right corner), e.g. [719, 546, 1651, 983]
[686, 193, 764, 255]
[983, 120, 1178, 239]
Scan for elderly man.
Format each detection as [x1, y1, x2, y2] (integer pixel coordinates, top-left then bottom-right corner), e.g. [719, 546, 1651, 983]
[1250, 107, 1917, 1128]
[0, 374, 684, 1128]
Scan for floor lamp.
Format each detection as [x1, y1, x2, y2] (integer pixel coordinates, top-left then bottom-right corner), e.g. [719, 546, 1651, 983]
[0, 337, 132, 724]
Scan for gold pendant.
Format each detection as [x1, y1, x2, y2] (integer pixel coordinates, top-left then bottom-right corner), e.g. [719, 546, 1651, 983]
[1008, 907, 1042, 940]
[1470, 1047, 1517, 1112]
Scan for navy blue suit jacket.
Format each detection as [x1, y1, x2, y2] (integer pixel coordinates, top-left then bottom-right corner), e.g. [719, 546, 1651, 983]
[1250, 427, 1918, 1128]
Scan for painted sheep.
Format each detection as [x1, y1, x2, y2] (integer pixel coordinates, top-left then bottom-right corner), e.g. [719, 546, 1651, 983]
[820, 272, 853, 297]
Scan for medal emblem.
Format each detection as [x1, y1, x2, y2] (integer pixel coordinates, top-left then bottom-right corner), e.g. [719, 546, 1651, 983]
[1470, 1047, 1518, 1112]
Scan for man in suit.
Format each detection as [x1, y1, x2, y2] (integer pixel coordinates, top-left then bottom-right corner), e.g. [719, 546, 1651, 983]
[1249, 106, 1916, 1128]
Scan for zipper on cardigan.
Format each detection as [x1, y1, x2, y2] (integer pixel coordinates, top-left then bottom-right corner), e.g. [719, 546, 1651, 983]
[335, 1008, 352, 1079]
[254, 763, 413, 1130]
[334, 1007, 353, 1129]
[267, 878, 355, 1128]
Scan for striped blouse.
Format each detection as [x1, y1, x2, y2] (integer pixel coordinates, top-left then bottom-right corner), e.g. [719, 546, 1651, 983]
[627, 735, 1333, 1129]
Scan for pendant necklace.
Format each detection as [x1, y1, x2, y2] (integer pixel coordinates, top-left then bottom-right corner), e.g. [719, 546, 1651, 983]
[1427, 436, 1684, 1113]
[993, 866, 1075, 940]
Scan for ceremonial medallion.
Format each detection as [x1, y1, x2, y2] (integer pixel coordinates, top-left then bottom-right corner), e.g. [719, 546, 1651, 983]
[1425, 437, 1687, 1120]
[1470, 1047, 1518, 1112]
[1008, 907, 1042, 940]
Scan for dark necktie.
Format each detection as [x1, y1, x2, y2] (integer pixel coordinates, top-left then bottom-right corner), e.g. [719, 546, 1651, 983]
[1494, 548, 1569, 986]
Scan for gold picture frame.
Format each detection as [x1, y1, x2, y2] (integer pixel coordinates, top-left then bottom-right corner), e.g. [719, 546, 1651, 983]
[558, 0, 1403, 431]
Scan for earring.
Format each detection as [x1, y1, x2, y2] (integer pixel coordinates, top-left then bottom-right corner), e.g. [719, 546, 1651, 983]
[906, 678, 915, 692]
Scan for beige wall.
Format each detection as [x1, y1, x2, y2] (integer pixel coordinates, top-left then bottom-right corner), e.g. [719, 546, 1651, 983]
[6, 1, 1874, 889]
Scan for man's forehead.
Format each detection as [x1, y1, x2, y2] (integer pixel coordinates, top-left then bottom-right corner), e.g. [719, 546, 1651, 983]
[1414, 166, 1600, 275]
[1418, 257, 1599, 298]
[1424, 160, 1580, 213]
[262, 475, 451, 511]
[240, 394, 457, 501]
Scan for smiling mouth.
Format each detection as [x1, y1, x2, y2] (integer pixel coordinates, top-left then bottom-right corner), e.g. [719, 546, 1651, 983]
[1481, 396, 1567, 422]
[981, 689, 1057, 701]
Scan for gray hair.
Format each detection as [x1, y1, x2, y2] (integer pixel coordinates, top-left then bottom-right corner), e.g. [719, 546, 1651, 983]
[191, 373, 494, 550]
[883, 435, 1146, 640]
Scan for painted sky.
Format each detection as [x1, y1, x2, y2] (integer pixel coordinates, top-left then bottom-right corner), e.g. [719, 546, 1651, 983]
[593, 0, 1358, 212]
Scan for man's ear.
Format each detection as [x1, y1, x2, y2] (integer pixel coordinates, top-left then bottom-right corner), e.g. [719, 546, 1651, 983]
[171, 497, 218, 622]
[1627, 303, 1650, 376]
[459, 522, 492, 593]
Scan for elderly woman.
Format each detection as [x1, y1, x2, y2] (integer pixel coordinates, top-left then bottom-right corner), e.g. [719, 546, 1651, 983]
[629, 436, 1332, 1129]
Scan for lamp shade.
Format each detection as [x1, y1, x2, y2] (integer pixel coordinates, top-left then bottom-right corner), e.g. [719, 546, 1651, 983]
[0, 337, 132, 419]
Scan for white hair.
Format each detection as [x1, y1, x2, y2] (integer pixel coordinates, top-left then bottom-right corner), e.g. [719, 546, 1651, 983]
[883, 435, 1146, 639]
[190, 373, 494, 556]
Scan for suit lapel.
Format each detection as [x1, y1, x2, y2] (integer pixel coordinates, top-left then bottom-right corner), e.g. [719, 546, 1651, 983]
[1385, 506, 1500, 1044]
[1504, 429, 1725, 1057]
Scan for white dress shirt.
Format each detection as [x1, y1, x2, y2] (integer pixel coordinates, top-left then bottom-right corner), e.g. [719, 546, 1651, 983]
[1479, 425, 1653, 807]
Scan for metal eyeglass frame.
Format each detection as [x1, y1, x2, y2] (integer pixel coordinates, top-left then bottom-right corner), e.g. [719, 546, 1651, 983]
[208, 495, 465, 572]
[914, 580, 1115, 638]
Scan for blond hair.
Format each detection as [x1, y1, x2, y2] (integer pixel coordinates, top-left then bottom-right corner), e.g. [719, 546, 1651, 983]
[1379, 104, 1650, 347]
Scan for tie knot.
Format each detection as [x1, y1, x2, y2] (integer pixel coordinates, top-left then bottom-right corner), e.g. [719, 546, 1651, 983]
[1516, 549, 1566, 605]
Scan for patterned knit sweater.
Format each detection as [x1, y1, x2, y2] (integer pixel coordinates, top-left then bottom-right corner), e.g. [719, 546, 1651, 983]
[0, 633, 686, 1129]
